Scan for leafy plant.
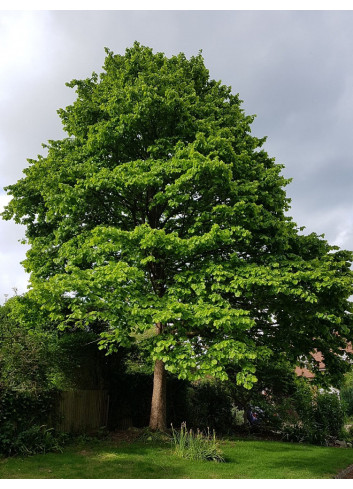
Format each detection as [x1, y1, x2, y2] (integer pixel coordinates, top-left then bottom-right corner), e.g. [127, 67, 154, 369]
[0, 388, 67, 456]
[340, 371, 353, 417]
[276, 385, 345, 446]
[171, 423, 225, 462]
[183, 379, 235, 434]
[3, 42, 353, 433]
[0, 423, 67, 456]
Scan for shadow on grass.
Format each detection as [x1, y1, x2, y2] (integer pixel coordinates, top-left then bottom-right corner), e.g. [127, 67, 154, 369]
[264, 449, 353, 479]
[0, 441, 186, 479]
[1, 438, 352, 479]
[223, 439, 353, 479]
[0, 451, 192, 479]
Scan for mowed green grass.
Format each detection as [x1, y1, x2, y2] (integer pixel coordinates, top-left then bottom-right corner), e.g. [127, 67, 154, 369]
[1, 437, 352, 479]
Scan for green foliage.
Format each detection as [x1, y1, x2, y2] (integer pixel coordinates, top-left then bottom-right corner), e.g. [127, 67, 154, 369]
[2, 42, 353, 392]
[0, 424, 67, 457]
[0, 297, 59, 392]
[183, 379, 235, 434]
[315, 392, 344, 440]
[274, 382, 345, 445]
[0, 296, 109, 392]
[340, 371, 353, 417]
[0, 388, 66, 456]
[171, 423, 225, 462]
[231, 369, 346, 446]
[49, 330, 115, 390]
[0, 297, 112, 455]
[342, 388, 353, 418]
[0, 388, 55, 424]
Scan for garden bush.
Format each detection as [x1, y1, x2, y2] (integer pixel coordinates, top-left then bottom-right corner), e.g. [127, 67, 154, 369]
[340, 371, 353, 418]
[277, 384, 345, 445]
[0, 388, 66, 456]
[238, 378, 346, 446]
[0, 423, 67, 456]
[184, 380, 235, 434]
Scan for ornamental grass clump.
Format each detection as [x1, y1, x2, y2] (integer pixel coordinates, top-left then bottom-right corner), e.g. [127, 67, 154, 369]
[171, 423, 225, 462]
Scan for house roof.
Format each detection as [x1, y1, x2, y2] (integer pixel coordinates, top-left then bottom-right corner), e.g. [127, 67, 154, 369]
[295, 343, 352, 379]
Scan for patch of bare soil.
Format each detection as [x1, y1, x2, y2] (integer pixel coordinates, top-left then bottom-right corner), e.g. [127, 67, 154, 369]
[108, 429, 141, 443]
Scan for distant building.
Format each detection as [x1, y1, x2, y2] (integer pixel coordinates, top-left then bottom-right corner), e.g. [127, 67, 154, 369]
[295, 344, 352, 379]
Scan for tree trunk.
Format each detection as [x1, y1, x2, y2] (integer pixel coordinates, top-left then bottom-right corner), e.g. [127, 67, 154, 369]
[149, 322, 167, 431]
[149, 358, 167, 431]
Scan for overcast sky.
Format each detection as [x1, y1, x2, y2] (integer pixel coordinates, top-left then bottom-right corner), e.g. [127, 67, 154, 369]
[1, 9, 353, 302]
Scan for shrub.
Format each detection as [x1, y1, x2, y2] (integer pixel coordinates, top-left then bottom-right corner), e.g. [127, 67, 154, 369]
[241, 378, 346, 446]
[0, 424, 67, 456]
[340, 371, 353, 417]
[315, 391, 344, 439]
[278, 385, 345, 446]
[184, 380, 235, 434]
[341, 386, 353, 417]
[0, 388, 66, 456]
[171, 423, 225, 462]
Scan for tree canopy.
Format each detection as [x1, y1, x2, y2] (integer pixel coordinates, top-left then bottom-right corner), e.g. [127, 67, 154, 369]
[3, 43, 353, 429]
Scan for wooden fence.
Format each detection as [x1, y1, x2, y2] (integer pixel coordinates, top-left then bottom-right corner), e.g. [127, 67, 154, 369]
[56, 390, 109, 433]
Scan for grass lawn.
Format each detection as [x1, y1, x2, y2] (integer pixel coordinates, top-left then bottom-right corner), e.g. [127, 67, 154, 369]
[1, 436, 353, 479]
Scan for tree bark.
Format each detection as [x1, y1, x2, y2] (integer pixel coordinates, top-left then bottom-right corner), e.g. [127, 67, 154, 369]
[149, 322, 167, 431]
[149, 358, 167, 431]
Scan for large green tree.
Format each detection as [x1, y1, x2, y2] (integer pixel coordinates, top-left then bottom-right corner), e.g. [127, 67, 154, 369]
[3, 43, 353, 430]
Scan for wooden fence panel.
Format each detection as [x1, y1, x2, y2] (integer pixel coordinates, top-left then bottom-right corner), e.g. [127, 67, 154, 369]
[56, 390, 109, 433]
